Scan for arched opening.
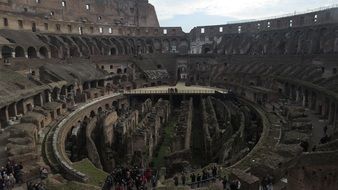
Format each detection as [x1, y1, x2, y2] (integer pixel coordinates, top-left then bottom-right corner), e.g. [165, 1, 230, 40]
[90, 111, 96, 118]
[112, 101, 118, 111]
[27, 47, 37, 58]
[52, 87, 60, 101]
[39, 46, 49, 58]
[15, 46, 25, 58]
[2, 46, 13, 59]
[105, 104, 110, 110]
[98, 107, 103, 113]
[121, 75, 128, 82]
[110, 47, 117, 55]
[203, 47, 211, 54]
[117, 68, 122, 74]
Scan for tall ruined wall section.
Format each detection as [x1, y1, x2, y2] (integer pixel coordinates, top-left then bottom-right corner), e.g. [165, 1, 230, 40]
[190, 7, 338, 55]
[0, 0, 159, 27]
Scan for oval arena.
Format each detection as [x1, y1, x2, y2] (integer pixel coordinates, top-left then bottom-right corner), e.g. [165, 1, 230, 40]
[0, 1, 338, 190]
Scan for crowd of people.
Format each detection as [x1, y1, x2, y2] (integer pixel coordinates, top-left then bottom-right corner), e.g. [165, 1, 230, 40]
[172, 165, 218, 188]
[0, 161, 23, 190]
[102, 167, 157, 190]
[26, 167, 48, 190]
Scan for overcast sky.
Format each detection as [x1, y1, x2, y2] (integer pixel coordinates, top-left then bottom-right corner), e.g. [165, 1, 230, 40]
[148, 0, 337, 32]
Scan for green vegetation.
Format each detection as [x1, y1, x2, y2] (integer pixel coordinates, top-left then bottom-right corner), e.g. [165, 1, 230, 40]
[72, 158, 108, 187]
[152, 118, 176, 168]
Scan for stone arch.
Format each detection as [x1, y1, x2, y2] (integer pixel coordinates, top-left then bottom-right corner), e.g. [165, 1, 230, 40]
[71, 36, 90, 56]
[121, 75, 127, 82]
[171, 39, 178, 53]
[286, 31, 301, 54]
[136, 39, 146, 54]
[98, 107, 103, 113]
[146, 39, 154, 54]
[110, 47, 117, 55]
[2, 46, 13, 59]
[105, 103, 110, 110]
[112, 101, 118, 110]
[178, 39, 189, 54]
[50, 45, 59, 58]
[128, 39, 136, 54]
[162, 39, 170, 53]
[52, 87, 60, 100]
[119, 38, 131, 55]
[14, 46, 25, 58]
[39, 46, 49, 58]
[203, 46, 212, 54]
[90, 110, 96, 118]
[110, 38, 124, 55]
[303, 29, 315, 54]
[153, 39, 162, 53]
[60, 85, 67, 99]
[27, 47, 38, 58]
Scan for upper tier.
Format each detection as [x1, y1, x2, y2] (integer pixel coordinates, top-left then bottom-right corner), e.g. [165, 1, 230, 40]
[190, 6, 338, 37]
[0, 0, 159, 27]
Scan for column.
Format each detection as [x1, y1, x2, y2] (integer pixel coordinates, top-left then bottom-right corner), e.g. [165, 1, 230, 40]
[0, 106, 9, 129]
[296, 87, 300, 102]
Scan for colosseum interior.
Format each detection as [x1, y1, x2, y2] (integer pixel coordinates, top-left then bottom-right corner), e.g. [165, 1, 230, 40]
[0, 0, 338, 190]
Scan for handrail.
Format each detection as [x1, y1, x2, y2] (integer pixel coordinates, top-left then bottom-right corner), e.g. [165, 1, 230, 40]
[124, 89, 227, 95]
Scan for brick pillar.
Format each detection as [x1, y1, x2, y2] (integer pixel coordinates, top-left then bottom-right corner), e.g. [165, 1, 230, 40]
[0, 106, 9, 129]
[296, 88, 300, 102]
[8, 103, 17, 117]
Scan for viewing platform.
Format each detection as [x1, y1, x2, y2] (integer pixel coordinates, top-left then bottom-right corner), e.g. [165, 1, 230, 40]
[123, 83, 228, 95]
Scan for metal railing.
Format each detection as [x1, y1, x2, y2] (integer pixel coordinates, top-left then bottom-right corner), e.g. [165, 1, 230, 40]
[187, 176, 218, 189]
[124, 89, 216, 94]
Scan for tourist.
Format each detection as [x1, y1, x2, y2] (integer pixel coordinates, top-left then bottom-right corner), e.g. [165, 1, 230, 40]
[174, 175, 179, 186]
[181, 173, 186, 185]
[324, 125, 328, 134]
[196, 173, 201, 187]
[8, 173, 16, 189]
[230, 180, 241, 190]
[0, 176, 4, 190]
[221, 177, 228, 190]
[190, 173, 196, 183]
[145, 167, 152, 182]
[151, 175, 157, 188]
[212, 165, 218, 178]
[40, 167, 49, 180]
[0, 160, 23, 190]
[14, 164, 23, 184]
[300, 141, 309, 152]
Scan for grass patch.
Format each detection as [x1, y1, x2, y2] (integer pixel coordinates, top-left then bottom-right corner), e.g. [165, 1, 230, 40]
[152, 118, 176, 168]
[73, 158, 108, 187]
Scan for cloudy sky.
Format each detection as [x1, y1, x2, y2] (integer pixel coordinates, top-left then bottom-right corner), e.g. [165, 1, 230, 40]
[148, 0, 337, 32]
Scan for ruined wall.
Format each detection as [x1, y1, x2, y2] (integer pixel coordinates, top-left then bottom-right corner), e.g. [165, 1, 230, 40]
[288, 151, 338, 190]
[85, 117, 102, 169]
[0, 0, 159, 27]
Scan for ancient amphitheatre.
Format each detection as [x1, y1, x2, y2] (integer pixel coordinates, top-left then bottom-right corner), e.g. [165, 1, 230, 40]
[0, 1, 337, 190]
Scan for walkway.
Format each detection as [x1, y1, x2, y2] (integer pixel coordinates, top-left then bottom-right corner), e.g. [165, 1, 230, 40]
[124, 82, 228, 95]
